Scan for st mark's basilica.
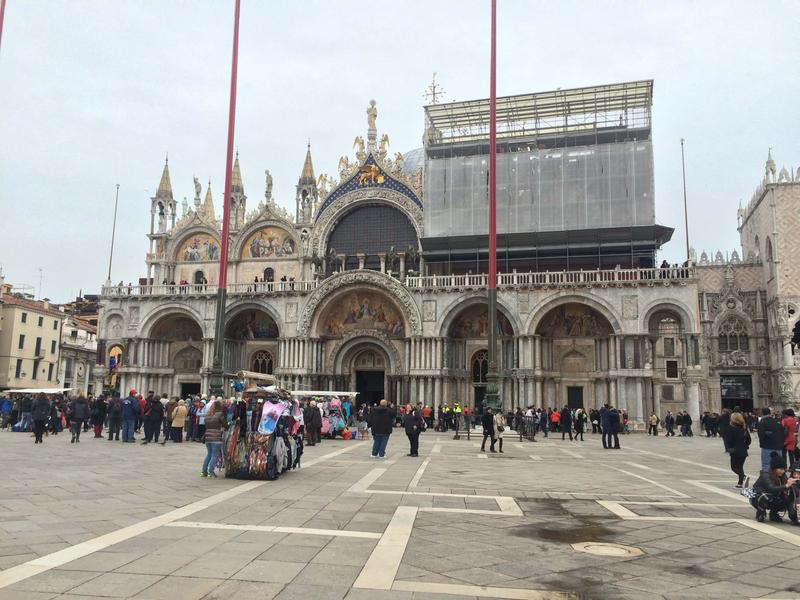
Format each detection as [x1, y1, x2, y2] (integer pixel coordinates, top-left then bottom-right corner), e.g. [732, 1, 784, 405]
[95, 81, 800, 423]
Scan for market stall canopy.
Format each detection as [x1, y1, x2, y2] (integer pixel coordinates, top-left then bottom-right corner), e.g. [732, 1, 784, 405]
[4, 387, 75, 394]
[289, 391, 359, 398]
[235, 371, 276, 385]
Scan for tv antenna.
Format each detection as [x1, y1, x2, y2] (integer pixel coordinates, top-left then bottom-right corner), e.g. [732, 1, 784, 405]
[423, 72, 446, 105]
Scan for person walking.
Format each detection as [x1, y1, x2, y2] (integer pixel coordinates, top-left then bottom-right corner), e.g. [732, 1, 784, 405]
[107, 394, 122, 441]
[369, 399, 394, 458]
[494, 409, 507, 453]
[121, 389, 140, 443]
[201, 399, 228, 477]
[718, 408, 732, 451]
[560, 406, 573, 441]
[70, 395, 90, 443]
[757, 408, 785, 472]
[403, 403, 423, 457]
[664, 411, 676, 437]
[171, 399, 188, 442]
[31, 394, 51, 444]
[142, 394, 164, 444]
[481, 408, 496, 452]
[725, 411, 751, 488]
[91, 396, 107, 438]
[574, 408, 587, 441]
[647, 413, 659, 436]
[781, 409, 797, 469]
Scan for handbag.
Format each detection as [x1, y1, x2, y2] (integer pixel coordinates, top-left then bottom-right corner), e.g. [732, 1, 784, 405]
[498, 425, 505, 433]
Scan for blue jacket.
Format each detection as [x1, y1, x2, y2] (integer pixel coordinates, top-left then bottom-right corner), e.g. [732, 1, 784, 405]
[0, 398, 11, 414]
[121, 394, 140, 420]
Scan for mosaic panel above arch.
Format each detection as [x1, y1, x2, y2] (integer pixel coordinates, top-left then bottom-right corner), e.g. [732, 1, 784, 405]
[241, 226, 297, 259]
[177, 234, 219, 262]
[449, 304, 514, 338]
[536, 303, 613, 338]
[318, 290, 405, 338]
[226, 310, 279, 340]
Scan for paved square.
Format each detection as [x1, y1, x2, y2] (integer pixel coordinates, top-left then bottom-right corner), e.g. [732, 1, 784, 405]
[1, 430, 799, 599]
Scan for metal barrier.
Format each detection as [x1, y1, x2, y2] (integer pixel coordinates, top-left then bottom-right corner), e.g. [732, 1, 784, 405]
[518, 416, 538, 442]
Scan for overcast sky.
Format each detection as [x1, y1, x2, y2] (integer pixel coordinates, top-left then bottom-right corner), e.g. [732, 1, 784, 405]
[1, 0, 798, 302]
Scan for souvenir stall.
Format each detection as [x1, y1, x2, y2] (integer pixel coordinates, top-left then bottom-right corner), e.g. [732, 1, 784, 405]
[224, 372, 305, 480]
[290, 391, 358, 440]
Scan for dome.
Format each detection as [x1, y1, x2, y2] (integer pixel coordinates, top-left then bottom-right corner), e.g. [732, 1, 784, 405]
[401, 147, 424, 175]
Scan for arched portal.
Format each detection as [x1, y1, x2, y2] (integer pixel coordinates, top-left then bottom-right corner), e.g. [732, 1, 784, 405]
[148, 314, 204, 397]
[224, 309, 280, 375]
[332, 337, 396, 408]
[535, 302, 614, 411]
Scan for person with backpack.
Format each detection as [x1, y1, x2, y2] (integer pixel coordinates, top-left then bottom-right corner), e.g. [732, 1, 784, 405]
[90, 396, 107, 438]
[69, 395, 90, 443]
[107, 394, 122, 441]
[142, 395, 165, 444]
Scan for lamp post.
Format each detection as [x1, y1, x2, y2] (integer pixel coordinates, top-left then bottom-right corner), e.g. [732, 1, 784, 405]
[209, 0, 241, 397]
[484, 0, 501, 413]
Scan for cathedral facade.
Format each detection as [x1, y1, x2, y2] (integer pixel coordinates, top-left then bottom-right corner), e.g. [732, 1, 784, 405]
[95, 82, 800, 422]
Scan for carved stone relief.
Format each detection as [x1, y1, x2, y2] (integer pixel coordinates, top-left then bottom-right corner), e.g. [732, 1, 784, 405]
[422, 300, 437, 322]
[286, 302, 298, 324]
[621, 295, 638, 320]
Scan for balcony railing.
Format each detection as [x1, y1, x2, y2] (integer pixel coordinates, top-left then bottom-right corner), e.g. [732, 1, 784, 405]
[101, 267, 693, 298]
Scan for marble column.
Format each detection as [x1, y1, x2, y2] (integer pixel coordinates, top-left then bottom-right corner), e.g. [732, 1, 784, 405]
[687, 380, 701, 423]
[634, 378, 644, 423]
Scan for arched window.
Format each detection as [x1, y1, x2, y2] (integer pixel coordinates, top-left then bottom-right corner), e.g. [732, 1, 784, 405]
[718, 318, 749, 352]
[766, 238, 775, 279]
[193, 270, 205, 284]
[471, 350, 488, 384]
[252, 350, 274, 374]
[263, 268, 274, 282]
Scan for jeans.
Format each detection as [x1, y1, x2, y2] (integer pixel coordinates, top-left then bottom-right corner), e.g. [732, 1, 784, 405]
[761, 448, 776, 472]
[371, 434, 389, 457]
[604, 431, 620, 449]
[203, 442, 222, 474]
[122, 419, 136, 442]
[21, 412, 32, 432]
[406, 432, 420, 456]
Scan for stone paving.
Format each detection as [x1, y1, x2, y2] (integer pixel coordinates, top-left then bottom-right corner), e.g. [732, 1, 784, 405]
[1, 427, 799, 599]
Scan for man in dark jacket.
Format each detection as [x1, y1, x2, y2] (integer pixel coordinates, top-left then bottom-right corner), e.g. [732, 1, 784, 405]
[162, 397, 177, 445]
[600, 404, 619, 449]
[560, 406, 574, 441]
[20, 395, 33, 432]
[304, 400, 323, 446]
[70, 396, 90, 443]
[369, 399, 394, 458]
[403, 403, 423, 457]
[480, 408, 496, 453]
[107, 394, 122, 441]
[757, 408, 785, 472]
[142, 396, 164, 444]
[121, 389, 140, 443]
[31, 394, 51, 444]
[664, 411, 676, 436]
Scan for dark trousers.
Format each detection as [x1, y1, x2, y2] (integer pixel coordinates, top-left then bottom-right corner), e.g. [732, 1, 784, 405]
[107, 418, 121, 440]
[648, 425, 658, 436]
[162, 418, 171, 443]
[71, 420, 84, 441]
[172, 426, 183, 442]
[562, 428, 573, 441]
[730, 454, 746, 485]
[33, 419, 47, 443]
[603, 431, 620, 449]
[666, 425, 675, 436]
[751, 488, 797, 520]
[481, 431, 496, 451]
[406, 432, 419, 456]
[144, 420, 160, 442]
[309, 426, 321, 445]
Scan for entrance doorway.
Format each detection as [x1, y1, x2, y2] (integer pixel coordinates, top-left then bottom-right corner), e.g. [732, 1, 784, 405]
[356, 370, 384, 409]
[181, 382, 200, 397]
[720, 375, 753, 412]
[567, 386, 584, 409]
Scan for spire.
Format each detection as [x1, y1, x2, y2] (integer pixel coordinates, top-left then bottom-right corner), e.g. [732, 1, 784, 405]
[156, 155, 173, 199]
[299, 143, 315, 185]
[202, 179, 215, 220]
[231, 153, 244, 194]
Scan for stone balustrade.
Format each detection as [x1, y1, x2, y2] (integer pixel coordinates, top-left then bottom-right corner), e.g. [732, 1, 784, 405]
[100, 266, 694, 298]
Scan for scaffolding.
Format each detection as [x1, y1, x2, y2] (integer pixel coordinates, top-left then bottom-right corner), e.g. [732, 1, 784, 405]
[424, 80, 653, 146]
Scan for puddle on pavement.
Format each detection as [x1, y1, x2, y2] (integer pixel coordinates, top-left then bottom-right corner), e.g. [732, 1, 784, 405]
[512, 498, 615, 543]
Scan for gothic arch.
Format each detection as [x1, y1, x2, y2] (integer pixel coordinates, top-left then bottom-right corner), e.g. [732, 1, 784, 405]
[311, 187, 424, 259]
[328, 329, 403, 375]
[712, 310, 755, 338]
[437, 294, 522, 338]
[297, 270, 422, 336]
[640, 299, 697, 335]
[138, 303, 208, 339]
[167, 225, 221, 263]
[526, 293, 622, 335]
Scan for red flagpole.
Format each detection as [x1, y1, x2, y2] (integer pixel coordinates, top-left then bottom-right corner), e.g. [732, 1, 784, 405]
[210, 0, 241, 395]
[218, 0, 241, 289]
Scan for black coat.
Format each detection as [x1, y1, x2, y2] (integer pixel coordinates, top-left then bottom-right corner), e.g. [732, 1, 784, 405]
[757, 416, 785, 451]
[144, 399, 164, 422]
[31, 397, 51, 421]
[71, 398, 90, 421]
[304, 406, 322, 428]
[403, 409, 423, 435]
[725, 425, 750, 458]
[481, 412, 495, 434]
[369, 406, 394, 436]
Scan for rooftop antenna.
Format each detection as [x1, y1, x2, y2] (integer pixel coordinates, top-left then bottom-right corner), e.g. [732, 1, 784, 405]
[107, 184, 120, 283]
[423, 72, 446, 105]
